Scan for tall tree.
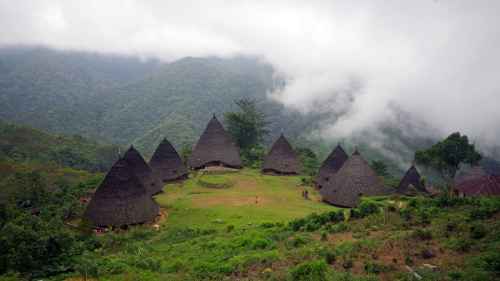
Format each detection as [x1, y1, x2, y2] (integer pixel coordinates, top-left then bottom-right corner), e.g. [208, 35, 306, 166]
[224, 99, 270, 166]
[415, 132, 481, 185]
[371, 160, 388, 177]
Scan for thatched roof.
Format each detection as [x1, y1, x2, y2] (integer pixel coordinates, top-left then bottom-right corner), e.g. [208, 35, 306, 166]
[320, 149, 391, 208]
[455, 175, 500, 197]
[397, 165, 427, 196]
[262, 134, 301, 175]
[149, 138, 188, 183]
[123, 146, 163, 195]
[188, 115, 242, 169]
[83, 158, 159, 227]
[315, 144, 348, 188]
[454, 165, 488, 185]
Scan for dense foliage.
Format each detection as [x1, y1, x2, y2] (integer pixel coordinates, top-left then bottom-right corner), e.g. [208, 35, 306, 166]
[0, 120, 119, 172]
[0, 171, 101, 279]
[415, 132, 481, 181]
[225, 99, 270, 167]
[0, 46, 443, 172]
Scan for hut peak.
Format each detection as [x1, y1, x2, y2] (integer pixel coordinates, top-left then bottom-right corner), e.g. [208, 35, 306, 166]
[262, 134, 301, 175]
[188, 116, 242, 169]
[320, 149, 391, 207]
[315, 144, 348, 188]
[397, 165, 427, 196]
[150, 137, 188, 183]
[123, 146, 163, 195]
[83, 158, 159, 227]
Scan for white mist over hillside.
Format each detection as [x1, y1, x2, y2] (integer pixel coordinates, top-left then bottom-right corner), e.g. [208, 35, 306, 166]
[1, 0, 499, 160]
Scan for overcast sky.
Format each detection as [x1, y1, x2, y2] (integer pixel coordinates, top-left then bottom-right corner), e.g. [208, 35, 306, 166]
[1, 0, 499, 151]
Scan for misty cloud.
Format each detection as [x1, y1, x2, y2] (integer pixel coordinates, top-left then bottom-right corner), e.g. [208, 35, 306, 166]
[1, 0, 500, 154]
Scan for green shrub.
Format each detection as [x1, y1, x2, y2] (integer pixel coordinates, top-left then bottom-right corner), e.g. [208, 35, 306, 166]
[320, 231, 328, 241]
[364, 261, 391, 274]
[476, 251, 500, 276]
[0, 273, 23, 281]
[412, 229, 432, 241]
[446, 238, 472, 252]
[329, 222, 349, 234]
[399, 208, 412, 221]
[288, 260, 329, 281]
[469, 223, 487, 239]
[286, 235, 311, 249]
[324, 251, 336, 265]
[359, 201, 380, 217]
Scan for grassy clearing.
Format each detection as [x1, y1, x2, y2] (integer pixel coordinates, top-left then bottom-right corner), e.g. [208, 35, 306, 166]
[45, 170, 500, 281]
[155, 169, 336, 229]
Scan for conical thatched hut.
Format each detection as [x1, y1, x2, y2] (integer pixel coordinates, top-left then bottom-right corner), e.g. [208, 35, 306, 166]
[397, 165, 427, 196]
[320, 149, 390, 208]
[149, 138, 188, 183]
[188, 115, 242, 169]
[84, 158, 159, 227]
[262, 134, 301, 175]
[123, 146, 163, 195]
[315, 144, 348, 188]
[455, 175, 500, 197]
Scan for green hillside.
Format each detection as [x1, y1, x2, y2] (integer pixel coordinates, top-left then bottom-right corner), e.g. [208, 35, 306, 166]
[0, 46, 439, 176]
[24, 170, 500, 281]
[0, 119, 120, 172]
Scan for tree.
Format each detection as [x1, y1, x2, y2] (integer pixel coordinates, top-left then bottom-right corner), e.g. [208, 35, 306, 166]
[224, 99, 269, 151]
[415, 132, 481, 185]
[371, 160, 388, 177]
[224, 99, 270, 166]
[296, 147, 319, 177]
[180, 143, 192, 166]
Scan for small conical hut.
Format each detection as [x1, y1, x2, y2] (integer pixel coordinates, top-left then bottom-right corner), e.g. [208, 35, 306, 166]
[188, 115, 242, 169]
[455, 175, 500, 197]
[397, 165, 427, 196]
[149, 138, 188, 183]
[262, 134, 301, 175]
[320, 149, 390, 208]
[123, 146, 163, 195]
[315, 144, 348, 188]
[84, 158, 159, 227]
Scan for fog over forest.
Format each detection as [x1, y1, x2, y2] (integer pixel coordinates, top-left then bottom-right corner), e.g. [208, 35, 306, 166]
[1, 0, 499, 156]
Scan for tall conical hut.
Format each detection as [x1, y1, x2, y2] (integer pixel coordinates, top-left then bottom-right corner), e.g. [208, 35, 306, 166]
[315, 144, 348, 188]
[123, 146, 163, 195]
[84, 158, 159, 227]
[188, 115, 242, 169]
[397, 164, 427, 196]
[262, 134, 301, 175]
[149, 138, 188, 183]
[320, 149, 391, 207]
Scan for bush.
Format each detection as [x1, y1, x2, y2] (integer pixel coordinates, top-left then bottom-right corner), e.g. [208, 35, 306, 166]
[288, 260, 329, 281]
[470, 223, 487, 239]
[364, 261, 391, 274]
[478, 251, 500, 276]
[446, 238, 472, 252]
[412, 229, 432, 241]
[286, 235, 311, 249]
[324, 251, 336, 265]
[357, 201, 380, 218]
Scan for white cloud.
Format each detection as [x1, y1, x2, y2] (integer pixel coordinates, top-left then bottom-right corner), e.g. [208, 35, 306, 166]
[1, 0, 499, 151]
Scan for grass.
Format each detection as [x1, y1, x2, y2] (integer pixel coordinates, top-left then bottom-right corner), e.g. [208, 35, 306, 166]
[42, 171, 500, 281]
[155, 169, 336, 229]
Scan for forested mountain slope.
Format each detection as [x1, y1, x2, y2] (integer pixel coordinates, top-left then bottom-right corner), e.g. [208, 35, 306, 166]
[0, 119, 119, 172]
[0, 47, 322, 155]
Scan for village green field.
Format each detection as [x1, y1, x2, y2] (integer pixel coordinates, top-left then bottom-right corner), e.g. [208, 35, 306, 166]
[56, 169, 500, 281]
[154, 169, 337, 229]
